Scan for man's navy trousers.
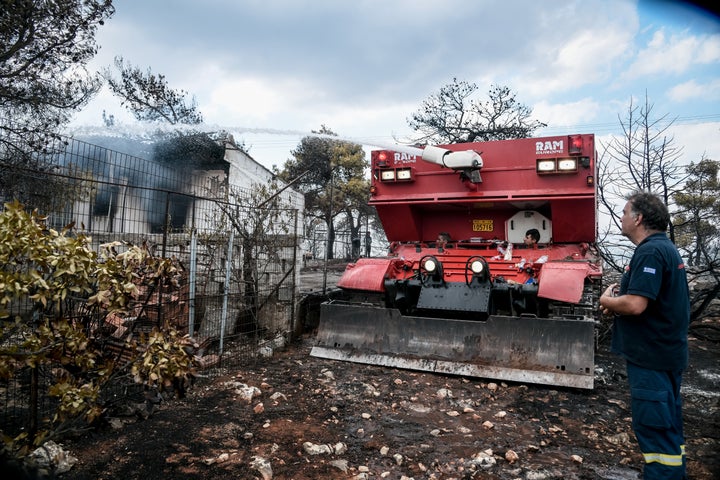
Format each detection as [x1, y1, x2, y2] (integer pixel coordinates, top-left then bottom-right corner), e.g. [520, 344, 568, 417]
[626, 361, 686, 479]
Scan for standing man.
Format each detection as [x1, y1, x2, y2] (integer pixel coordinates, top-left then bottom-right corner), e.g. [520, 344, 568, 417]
[599, 191, 690, 480]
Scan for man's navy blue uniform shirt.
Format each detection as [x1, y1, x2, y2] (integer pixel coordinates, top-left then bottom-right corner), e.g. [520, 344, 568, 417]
[612, 233, 690, 371]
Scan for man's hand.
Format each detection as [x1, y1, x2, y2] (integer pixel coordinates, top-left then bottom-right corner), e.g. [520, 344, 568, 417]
[599, 283, 649, 316]
[599, 282, 618, 315]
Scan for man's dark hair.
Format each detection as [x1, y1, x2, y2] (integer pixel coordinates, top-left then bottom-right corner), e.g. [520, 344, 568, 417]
[525, 228, 540, 242]
[626, 191, 670, 232]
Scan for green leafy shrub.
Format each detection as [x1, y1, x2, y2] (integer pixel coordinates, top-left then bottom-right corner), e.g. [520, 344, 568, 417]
[0, 201, 196, 453]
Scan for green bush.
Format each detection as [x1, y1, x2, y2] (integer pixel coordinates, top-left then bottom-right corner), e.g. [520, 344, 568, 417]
[0, 201, 196, 453]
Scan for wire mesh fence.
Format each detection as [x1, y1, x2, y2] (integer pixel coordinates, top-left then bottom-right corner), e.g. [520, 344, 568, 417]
[0, 133, 302, 438]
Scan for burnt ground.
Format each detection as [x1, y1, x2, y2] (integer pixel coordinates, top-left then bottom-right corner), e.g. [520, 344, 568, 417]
[60, 316, 719, 480]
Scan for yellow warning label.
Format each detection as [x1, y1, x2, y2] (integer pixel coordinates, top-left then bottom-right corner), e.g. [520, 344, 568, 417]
[472, 219, 493, 232]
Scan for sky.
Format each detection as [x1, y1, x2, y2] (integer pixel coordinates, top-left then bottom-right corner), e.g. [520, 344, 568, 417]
[69, 0, 720, 171]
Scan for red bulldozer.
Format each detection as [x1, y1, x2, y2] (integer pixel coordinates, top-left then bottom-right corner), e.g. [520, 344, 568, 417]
[312, 134, 602, 389]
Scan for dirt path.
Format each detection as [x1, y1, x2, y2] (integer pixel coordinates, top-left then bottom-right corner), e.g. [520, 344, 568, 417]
[63, 322, 719, 480]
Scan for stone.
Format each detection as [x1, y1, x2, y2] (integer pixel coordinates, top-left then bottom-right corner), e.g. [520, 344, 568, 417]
[250, 456, 273, 480]
[469, 450, 496, 469]
[236, 384, 261, 403]
[329, 459, 348, 473]
[604, 432, 631, 446]
[437, 388, 452, 399]
[302, 442, 333, 455]
[30, 441, 78, 474]
[269, 392, 287, 403]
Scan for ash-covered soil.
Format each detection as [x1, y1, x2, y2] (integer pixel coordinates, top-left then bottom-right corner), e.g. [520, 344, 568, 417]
[64, 320, 719, 480]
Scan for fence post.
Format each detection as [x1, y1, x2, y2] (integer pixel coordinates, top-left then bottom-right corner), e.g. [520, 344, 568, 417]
[290, 209, 298, 338]
[29, 365, 39, 442]
[161, 191, 170, 259]
[189, 228, 198, 336]
[219, 231, 234, 356]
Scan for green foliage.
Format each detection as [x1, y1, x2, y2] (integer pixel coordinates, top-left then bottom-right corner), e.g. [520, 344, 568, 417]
[0, 201, 196, 451]
[673, 159, 720, 268]
[0, 201, 96, 318]
[278, 126, 371, 259]
[131, 329, 195, 388]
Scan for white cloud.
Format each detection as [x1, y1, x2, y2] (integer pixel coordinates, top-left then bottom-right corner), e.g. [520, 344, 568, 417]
[532, 98, 603, 128]
[625, 30, 720, 78]
[508, 3, 638, 99]
[696, 34, 720, 63]
[668, 122, 720, 163]
[667, 79, 720, 102]
[204, 76, 299, 125]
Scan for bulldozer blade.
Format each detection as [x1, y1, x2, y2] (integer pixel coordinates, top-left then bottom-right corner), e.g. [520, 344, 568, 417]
[311, 302, 595, 389]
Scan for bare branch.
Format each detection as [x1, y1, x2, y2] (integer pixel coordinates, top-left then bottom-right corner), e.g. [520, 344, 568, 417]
[407, 80, 546, 144]
[103, 56, 203, 125]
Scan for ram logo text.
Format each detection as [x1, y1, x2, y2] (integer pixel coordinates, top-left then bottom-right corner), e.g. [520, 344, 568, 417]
[394, 152, 418, 164]
[536, 140, 564, 155]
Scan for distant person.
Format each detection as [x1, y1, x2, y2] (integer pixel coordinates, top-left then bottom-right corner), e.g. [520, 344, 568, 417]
[599, 191, 690, 480]
[524, 228, 540, 247]
[436, 232, 452, 249]
[352, 233, 361, 258]
[364, 231, 372, 257]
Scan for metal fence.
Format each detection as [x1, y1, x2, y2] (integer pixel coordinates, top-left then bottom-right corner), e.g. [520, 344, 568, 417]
[0, 134, 302, 438]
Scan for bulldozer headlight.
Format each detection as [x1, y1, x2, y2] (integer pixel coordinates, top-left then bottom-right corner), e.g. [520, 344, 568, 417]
[419, 255, 444, 286]
[396, 168, 412, 180]
[423, 258, 438, 273]
[380, 170, 395, 181]
[537, 159, 556, 173]
[465, 256, 490, 284]
[557, 158, 577, 171]
[470, 259, 484, 274]
[537, 158, 579, 174]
